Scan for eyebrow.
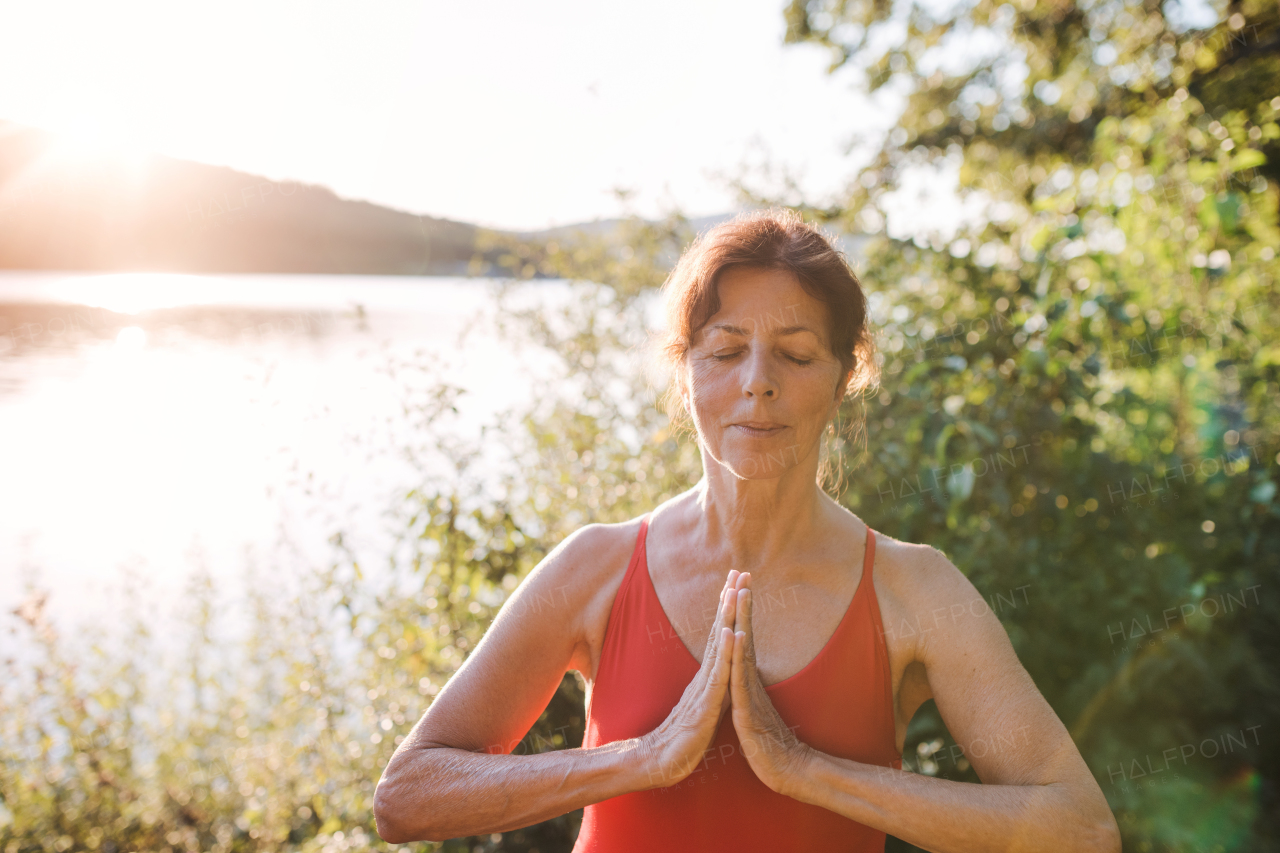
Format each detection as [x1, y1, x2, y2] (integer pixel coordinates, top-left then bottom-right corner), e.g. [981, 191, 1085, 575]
[703, 323, 820, 339]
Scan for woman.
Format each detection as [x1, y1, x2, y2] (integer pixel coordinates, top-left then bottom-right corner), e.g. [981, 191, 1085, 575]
[373, 210, 1121, 852]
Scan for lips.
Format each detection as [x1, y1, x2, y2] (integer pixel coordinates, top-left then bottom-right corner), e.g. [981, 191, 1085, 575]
[732, 422, 787, 436]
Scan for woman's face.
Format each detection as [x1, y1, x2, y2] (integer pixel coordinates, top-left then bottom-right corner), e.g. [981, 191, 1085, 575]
[681, 266, 848, 480]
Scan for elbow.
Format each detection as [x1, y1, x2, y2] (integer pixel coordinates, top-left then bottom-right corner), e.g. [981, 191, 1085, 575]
[373, 772, 444, 844]
[372, 778, 411, 843]
[1097, 819, 1122, 853]
[1082, 806, 1122, 853]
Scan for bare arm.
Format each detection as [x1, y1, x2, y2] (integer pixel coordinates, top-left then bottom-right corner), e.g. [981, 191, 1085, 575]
[375, 733, 651, 842]
[373, 523, 744, 843]
[796, 737, 1118, 853]
[730, 550, 1121, 853]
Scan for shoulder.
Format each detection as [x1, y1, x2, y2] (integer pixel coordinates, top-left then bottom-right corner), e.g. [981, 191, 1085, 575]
[508, 515, 647, 677]
[544, 516, 645, 579]
[864, 529, 994, 659]
[870, 532, 971, 602]
[514, 516, 643, 614]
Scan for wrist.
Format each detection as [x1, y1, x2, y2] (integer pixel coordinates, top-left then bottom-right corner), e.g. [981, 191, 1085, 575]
[779, 742, 821, 803]
[631, 734, 668, 792]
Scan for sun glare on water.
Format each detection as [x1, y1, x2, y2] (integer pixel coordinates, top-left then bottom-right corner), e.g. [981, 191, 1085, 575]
[47, 273, 228, 315]
[114, 326, 148, 349]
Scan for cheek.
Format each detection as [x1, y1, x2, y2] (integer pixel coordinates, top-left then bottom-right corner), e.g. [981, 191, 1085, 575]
[687, 363, 734, 403]
[795, 368, 844, 409]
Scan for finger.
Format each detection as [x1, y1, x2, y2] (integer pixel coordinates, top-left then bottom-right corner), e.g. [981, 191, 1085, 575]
[712, 627, 736, 718]
[714, 576, 738, 647]
[702, 585, 737, 673]
[734, 588, 752, 646]
[738, 587, 758, 666]
[721, 625, 737, 707]
[723, 576, 742, 623]
[707, 627, 734, 698]
[715, 627, 734, 683]
[718, 571, 740, 620]
[732, 590, 763, 697]
[731, 628, 773, 736]
[730, 629, 750, 707]
[722, 570, 740, 606]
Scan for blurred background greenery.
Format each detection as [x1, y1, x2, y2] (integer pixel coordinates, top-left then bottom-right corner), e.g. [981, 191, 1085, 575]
[3, 0, 1279, 851]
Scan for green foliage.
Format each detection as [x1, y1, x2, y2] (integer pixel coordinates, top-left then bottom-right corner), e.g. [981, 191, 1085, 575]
[775, 0, 1280, 847]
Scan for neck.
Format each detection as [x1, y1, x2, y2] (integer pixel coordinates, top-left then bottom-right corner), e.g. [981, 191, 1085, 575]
[687, 440, 832, 576]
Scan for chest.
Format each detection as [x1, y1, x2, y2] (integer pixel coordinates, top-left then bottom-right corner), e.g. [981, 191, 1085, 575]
[646, 555, 863, 688]
[585, 545, 901, 767]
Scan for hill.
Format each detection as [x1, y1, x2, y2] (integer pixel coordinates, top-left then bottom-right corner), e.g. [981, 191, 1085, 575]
[0, 122, 492, 275]
[0, 122, 842, 278]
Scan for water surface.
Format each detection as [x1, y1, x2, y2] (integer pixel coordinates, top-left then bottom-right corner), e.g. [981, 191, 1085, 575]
[0, 272, 568, 626]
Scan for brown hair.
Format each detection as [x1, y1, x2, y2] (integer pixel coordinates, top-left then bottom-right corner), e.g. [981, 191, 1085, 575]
[652, 208, 879, 492]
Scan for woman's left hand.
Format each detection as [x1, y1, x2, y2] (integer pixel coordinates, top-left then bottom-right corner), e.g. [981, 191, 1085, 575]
[729, 577, 816, 800]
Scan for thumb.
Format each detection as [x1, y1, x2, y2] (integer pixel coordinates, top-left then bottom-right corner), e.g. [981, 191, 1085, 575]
[712, 627, 734, 716]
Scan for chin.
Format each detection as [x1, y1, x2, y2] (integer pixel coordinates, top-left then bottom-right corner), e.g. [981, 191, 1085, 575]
[723, 446, 802, 479]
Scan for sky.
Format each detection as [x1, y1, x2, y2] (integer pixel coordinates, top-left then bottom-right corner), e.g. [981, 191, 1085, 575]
[0, 0, 892, 231]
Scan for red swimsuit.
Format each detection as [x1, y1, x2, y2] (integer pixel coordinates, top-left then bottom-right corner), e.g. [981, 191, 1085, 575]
[572, 514, 902, 852]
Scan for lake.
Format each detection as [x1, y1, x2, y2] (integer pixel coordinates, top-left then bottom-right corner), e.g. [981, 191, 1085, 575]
[0, 272, 585, 630]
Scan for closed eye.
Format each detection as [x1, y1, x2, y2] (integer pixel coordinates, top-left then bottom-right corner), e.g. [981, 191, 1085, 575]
[711, 352, 815, 365]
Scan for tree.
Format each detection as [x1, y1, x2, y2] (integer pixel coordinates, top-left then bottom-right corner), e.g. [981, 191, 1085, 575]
[769, 0, 1280, 848]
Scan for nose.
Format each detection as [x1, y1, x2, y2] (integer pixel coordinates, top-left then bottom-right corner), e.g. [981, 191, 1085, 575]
[741, 345, 777, 399]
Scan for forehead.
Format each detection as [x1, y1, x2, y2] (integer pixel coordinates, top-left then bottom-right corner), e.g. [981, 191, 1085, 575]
[700, 266, 829, 340]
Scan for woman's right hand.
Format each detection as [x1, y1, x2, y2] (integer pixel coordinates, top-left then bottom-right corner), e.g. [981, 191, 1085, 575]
[637, 570, 745, 789]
